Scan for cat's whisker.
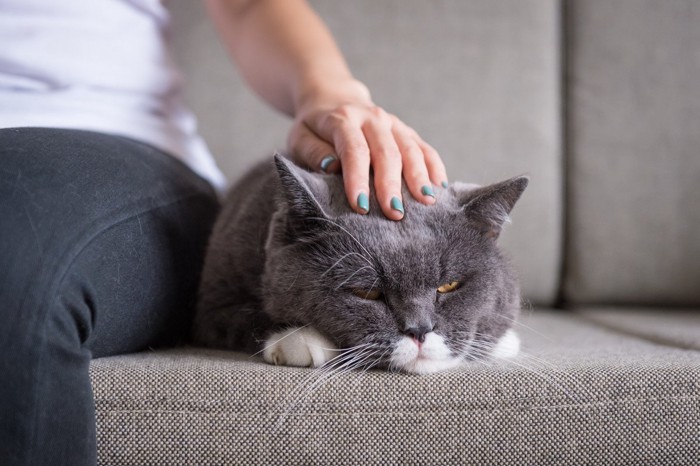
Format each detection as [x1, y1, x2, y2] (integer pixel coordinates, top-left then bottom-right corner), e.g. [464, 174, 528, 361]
[329, 343, 382, 367]
[272, 346, 381, 426]
[366, 277, 380, 297]
[492, 314, 553, 342]
[309, 216, 378, 266]
[459, 347, 492, 365]
[464, 336, 497, 347]
[506, 349, 561, 372]
[322, 345, 381, 371]
[284, 272, 300, 292]
[466, 331, 561, 371]
[346, 349, 389, 390]
[464, 333, 590, 398]
[452, 337, 499, 361]
[273, 348, 375, 425]
[508, 348, 595, 402]
[320, 251, 369, 277]
[458, 337, 589, 407]
[307, 341, 376, 354]
[354, 346, 392, 380]
[334, 265, 376, 290]
[454, 338, 588, 405]
[318, 348, 375, 371]
[321, 353, 376, 383]
[299, 347, 380, 398]
[498, 356, 582, 404]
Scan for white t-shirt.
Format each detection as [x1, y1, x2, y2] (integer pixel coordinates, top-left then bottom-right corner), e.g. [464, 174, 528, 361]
[0, 0, 227, 191]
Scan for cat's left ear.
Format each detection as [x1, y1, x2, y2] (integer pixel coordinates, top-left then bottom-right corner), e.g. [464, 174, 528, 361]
[454, 175, 529, 240]
[273, 153, 331, 220]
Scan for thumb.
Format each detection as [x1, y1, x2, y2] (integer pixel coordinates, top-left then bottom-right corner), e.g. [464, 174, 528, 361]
[288, 122, 341, 174]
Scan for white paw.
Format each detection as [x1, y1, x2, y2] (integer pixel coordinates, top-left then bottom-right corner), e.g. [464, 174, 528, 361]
[262, 327, 338, 368]
[491, 329, 520, 359]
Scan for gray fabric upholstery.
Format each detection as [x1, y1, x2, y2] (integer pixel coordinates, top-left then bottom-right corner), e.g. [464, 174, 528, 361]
[576, 307, 700, 351]
[90, 310, 700, 465]
[563, 0, 700, 305]
[169, 0, 563, 305]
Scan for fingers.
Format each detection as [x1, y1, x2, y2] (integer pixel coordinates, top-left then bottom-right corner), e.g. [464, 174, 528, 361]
[360, 113, 446, 219]
[287, 122, 340, 174]
[362, 109, 405, 220]
[292, 104, 447, 220]
[332, 121, 371, 215]
[391, 119, 437, 206]
[417, 136, 448, 188]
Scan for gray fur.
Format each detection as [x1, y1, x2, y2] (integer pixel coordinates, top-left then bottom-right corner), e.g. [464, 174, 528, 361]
[192, 154, 528, 368]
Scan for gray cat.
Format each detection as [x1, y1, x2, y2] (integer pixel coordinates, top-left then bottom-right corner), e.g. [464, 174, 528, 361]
[192, 155, 528, 374]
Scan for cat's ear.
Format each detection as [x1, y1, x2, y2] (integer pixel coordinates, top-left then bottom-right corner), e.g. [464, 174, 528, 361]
[454, 176, 529, 240]
[273, 153, 331, 220]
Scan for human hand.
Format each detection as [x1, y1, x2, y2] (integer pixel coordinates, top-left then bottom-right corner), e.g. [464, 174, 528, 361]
[287, 79, 448, 221]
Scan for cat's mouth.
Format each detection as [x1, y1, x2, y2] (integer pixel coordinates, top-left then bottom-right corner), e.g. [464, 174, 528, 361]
[389, 333, 462, 375]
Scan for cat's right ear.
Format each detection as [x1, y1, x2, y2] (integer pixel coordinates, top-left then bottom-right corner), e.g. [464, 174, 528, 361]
[453, 175, 529, 240]
[273, 153, 332, 223]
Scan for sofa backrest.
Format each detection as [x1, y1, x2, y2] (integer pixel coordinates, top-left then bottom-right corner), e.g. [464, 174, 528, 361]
[169, 0, 700, 307]
[170, 0, 563, 306]
[562, 0, 700, 306]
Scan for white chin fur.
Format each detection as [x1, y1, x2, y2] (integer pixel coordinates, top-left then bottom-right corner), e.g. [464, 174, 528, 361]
[263, 327, 337, 368]
[490, 329, 520, 359]
[390, 333, 462, 375]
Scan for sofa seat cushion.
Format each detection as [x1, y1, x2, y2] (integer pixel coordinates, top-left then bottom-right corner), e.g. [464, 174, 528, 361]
[90, 310, 700, 465]
[576, 307, 700, 351]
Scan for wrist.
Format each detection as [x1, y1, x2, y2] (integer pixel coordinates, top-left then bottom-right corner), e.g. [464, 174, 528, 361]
[294, 75, 372, 114]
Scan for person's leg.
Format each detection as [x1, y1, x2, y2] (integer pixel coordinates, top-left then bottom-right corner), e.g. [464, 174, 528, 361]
[0, 128, 220, 465]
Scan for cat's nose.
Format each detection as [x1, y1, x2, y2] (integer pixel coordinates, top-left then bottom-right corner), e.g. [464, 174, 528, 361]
[402, 325, 433, 343]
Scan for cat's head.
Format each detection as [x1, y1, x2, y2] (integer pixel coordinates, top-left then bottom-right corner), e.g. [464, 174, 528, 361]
[262, 155, 528, 374]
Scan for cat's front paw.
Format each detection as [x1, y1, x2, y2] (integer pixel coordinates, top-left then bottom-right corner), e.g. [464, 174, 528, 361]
[263, 327, 338, 368]
[491, 329, 520, 359]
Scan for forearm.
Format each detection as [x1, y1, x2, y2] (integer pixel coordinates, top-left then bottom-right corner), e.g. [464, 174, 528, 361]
[204, 0, 370, 116]
[203, 0, 447, 221]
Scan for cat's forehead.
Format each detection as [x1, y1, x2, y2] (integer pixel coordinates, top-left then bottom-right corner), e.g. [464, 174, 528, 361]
[321, 176, 475, 254]
[338, 203, 456, 252]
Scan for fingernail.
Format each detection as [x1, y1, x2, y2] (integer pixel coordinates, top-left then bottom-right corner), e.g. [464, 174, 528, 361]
[441, 181, 449, 189]
[390, 196, 404, 215]
[421, 185, 435, 198]
[320, 155, 337, 173]
[357, 192, 369, 213]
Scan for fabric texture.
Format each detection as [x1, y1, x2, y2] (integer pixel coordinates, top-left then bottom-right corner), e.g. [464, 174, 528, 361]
[169, 0, 563, 305]
[563, 0, 700, 305]
[0, 128, 219, 465]
[90, 310, 700, 465]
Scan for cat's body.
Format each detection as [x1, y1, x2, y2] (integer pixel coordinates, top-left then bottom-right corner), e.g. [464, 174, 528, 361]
[192, 155, 528, 374]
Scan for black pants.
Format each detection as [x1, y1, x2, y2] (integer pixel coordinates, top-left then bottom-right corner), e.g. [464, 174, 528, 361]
[0, 128, 220, 465]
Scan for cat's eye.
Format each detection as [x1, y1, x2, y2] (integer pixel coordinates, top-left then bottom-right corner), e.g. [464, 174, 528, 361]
[352, 288, 382, 300]
[437, 281, 460, 293]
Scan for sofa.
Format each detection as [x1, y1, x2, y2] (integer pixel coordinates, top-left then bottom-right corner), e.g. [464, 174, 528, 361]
[89, 1, 700, 464]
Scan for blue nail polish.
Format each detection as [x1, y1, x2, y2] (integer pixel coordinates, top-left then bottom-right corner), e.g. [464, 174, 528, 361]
[357, 192, 369, 213]
[390, 196, 404, 215]
[441, 181, 449, 189]
[320, 155, 336, 172]
[421, 185, 435, 198]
